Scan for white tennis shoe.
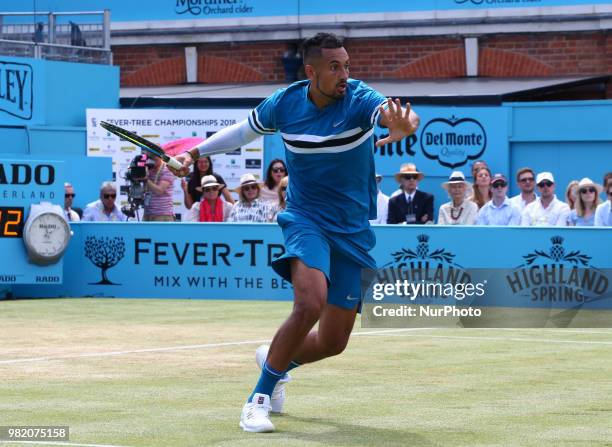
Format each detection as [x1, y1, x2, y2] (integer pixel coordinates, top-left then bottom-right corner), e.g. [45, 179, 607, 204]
[255, 344, 291, 413]
[239, 393, 275, 433]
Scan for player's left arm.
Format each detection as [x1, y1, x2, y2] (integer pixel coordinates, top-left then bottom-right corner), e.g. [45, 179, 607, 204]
[375, 98, 420, 147]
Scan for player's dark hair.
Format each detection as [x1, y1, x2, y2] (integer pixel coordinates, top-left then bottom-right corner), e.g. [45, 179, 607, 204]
[302, 32, 344, 64]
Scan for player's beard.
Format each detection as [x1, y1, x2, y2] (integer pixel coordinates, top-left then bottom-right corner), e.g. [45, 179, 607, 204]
[316, 78, 345, 101]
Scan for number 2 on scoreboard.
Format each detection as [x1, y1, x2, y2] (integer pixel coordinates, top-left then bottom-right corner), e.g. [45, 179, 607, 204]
[0, 207, 24, 238]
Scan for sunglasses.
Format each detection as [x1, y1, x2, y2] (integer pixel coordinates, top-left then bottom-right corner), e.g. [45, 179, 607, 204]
[537, 181, 553, 188]
[491, 182, 507, 188]
[281, 187, 287, 192]
[203, 187, 219, 193]
[272, 167, 286, 173]
[580, 187, 596, 194]
[65, 193, 76, 198]
[242, 184, 258, 192]
[519, 177, 534, 183]
[401, 174, 419, 181]
[103, 193, 117, 199]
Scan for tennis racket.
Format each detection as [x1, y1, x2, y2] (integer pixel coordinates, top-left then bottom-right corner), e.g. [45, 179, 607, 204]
[100, 121, 184, 171]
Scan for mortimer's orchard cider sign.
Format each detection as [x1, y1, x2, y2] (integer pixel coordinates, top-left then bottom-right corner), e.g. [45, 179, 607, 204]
[419, 115, 486, 168]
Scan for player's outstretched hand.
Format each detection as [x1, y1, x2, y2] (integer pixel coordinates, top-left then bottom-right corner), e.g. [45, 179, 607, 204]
[167, 153, 192, 177]
[375, 98, 420, 147]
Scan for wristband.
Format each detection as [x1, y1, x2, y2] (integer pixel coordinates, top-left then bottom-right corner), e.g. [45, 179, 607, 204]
[186, 148, 200, 162]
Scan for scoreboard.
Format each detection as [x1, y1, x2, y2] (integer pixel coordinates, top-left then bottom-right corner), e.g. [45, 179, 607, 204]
[0, 158, 65, 285]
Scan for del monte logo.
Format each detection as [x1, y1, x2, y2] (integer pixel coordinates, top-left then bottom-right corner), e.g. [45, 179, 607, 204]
[419, 115, 486, 168]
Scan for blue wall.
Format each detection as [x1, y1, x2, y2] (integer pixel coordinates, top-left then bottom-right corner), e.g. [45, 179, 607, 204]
[9, 223, 612, 307]
[0, 57, 119, 208]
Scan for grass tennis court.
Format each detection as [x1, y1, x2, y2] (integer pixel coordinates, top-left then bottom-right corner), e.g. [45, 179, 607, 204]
[1, 298, 612, 447]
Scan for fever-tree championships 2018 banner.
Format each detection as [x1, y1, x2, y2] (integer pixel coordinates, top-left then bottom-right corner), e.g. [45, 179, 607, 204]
[86, 108, 264, 220]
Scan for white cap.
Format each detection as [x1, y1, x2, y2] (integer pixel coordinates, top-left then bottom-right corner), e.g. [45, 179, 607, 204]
[536, 172, 555, 185]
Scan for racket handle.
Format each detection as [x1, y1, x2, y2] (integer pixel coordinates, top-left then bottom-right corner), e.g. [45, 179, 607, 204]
[165, 156, 183, 171]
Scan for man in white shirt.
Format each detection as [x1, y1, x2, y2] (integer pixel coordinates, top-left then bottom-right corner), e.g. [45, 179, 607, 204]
[64, 182, 80, 222]
[82, 182, 127, 222]
[509, 167, 537, 211]
[594, 183, 612, 226]
[477, 174, 521, 225]
[520, 172, 569, 226]
[369, 174, 389, 224]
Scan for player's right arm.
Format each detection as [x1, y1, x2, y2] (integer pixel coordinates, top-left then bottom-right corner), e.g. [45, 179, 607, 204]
[172, 92, 281, 175]
[172, 119, 260, 173]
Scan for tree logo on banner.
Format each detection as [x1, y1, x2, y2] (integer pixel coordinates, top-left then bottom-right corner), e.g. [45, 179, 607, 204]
[419, 115, 487, 168]
[84, 236, 125, 285]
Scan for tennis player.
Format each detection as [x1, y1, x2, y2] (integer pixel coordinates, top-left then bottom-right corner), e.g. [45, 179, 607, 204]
[172, 32, 420, 433]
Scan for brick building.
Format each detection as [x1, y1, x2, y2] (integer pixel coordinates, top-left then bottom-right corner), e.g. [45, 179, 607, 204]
[111, 4, 611, 99]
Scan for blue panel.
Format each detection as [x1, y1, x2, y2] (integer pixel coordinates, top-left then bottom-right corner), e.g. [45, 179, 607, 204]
[4, 0, 610, 20]
[9, 224, 612, 302]
[45, 60, 119, 126]
[508, 100, 612, 142]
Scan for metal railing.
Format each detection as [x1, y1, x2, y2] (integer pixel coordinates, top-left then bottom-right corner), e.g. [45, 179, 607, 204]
[0, 10, 111, 64]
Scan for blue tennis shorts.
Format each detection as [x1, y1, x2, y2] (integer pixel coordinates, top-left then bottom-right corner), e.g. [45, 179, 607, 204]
[272, 211, 377, 311]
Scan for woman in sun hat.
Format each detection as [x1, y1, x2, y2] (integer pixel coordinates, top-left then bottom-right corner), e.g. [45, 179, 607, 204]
[567, 177, 602, 226]
[438, 171, 478, 225]
[186, 175, 233, 222]
[164, 138, 234, 209]
[228, 173, 273, 223]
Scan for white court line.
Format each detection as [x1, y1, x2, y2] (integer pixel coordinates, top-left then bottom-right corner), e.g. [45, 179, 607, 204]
[361, 333, 612, 345]
[0, 328, 422, 366]
[1, 327, 610, 365]
[0, 441, 132, 447]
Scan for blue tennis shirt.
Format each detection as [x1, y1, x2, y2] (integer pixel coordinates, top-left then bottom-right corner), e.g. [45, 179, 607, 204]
[248, 79, 387, 233]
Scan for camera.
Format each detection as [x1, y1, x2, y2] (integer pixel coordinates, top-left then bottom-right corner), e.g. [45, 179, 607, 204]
[121, 154, 155, 219]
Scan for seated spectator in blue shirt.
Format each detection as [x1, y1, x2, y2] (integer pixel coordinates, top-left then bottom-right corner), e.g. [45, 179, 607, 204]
[594, 182, 612, 227]
[568, 177, 602, 226]
[477, 174, 521, 226]
[82, 181, 127, 222]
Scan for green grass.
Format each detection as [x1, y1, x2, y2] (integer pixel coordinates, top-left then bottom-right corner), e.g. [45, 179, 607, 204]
[1, 298, 612, 447]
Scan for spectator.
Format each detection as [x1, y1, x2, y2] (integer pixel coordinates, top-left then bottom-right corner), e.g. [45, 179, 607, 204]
[369, 174, 389, 225]
[438, 171, 478, 225]
[470, 166, 492, 209]
[603, 172, 612, 192]
[82, 182, 127, 222]
[387, 163, 433, 224]
[228, 174, 272, 223]
[63, 182, 80, 222]
[568, 177, 602, 226]
[260, 159, 288, 203]
[509, 167, 537, 211]
[470, 160, 488, 179]
[520, 172, 569, 226]
[187, 175, 233, 222]
[182, 155, 233, 209]
[143, 155, 175, 222]
[594, 182, 612, 226]
[270, 176, 289, 222]
[564, 180, 579, 210]
[476, 174, 521, 226]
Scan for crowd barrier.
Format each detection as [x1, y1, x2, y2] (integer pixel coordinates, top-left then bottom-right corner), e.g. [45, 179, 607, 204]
[10, 223, 611, 304]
